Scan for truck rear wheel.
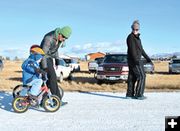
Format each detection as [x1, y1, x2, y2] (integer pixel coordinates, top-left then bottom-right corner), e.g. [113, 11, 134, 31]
[59, 73, 63, 83]
[97, 80, 103, 85]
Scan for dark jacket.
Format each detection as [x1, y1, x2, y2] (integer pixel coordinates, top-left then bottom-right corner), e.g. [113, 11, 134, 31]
[40, 30, 61, 69]
[127, 33, 151, 65]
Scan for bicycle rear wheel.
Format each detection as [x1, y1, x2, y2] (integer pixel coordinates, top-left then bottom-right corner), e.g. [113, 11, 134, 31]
[12, 85, 24, 98]
[12, 96, 29, 113]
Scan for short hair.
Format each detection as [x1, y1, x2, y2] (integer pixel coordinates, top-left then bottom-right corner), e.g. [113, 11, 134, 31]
[131, 20, 140, 30]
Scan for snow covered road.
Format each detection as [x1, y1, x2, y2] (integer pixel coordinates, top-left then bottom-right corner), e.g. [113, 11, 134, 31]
[0, 91, 179, 131]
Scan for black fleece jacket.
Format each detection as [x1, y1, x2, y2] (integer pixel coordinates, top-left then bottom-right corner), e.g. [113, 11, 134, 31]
[40, 31, 61, 69]
[127, 33, 151, 65]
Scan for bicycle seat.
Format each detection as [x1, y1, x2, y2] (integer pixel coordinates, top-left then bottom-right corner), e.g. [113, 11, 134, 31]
[23, 85, 32, 88]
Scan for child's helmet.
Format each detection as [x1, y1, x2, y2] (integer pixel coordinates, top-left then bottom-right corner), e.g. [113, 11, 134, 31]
[30, 45, 41, 52]
[31, 47, 45, 55]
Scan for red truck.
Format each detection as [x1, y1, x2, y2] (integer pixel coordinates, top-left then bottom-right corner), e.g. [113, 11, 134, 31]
[96, 53, 129, 84]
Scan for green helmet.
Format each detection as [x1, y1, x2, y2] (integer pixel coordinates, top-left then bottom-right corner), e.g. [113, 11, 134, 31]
[55, 26, 72, 39]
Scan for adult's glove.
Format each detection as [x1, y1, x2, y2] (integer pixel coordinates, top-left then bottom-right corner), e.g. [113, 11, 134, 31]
[40, 69, 48, 81]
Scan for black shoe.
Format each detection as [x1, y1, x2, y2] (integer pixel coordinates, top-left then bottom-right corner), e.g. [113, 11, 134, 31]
[134, 96, 147, 100]
[39, 101, 43, 107]
[61, 101, 68, 106]
[126, 95, 134, 99]
[29, 94, 39, 106]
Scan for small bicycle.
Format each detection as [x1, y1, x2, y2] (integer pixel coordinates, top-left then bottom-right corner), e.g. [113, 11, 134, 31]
[12, 80, 64, 100]
[12, 75, 62, 113]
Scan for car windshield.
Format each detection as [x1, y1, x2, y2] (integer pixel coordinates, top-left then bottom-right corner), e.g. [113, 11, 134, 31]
[173, 60, 180, 63]
[95, 58, 104, 64]
[63, 59, 71, 64]
[59, 59, 66, 66]
[103, 55, 127, 63]
[72, 59, 78, 63]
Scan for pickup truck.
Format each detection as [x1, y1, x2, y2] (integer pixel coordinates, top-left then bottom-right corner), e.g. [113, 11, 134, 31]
[169, 58, 180, 74]
[96, 53, 128, 84]
[55, 59, 72, 83]
[0, 59, 3, 71]
[88, 57, 104, 73]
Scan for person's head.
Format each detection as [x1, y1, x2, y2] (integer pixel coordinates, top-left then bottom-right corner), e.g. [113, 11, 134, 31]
[131, 20, 140, 35]
[30, 47, 45, 63]
[55, 26, 72, 45]
[30, 45, 41, 54]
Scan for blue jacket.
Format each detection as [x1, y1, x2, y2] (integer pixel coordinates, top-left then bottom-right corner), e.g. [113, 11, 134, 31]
[22, 54, 43, 85]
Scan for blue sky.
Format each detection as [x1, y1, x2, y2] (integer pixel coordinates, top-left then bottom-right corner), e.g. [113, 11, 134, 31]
[0, 0, 180, 59]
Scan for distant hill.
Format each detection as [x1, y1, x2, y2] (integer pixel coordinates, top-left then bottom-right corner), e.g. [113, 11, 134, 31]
[151, 53, 173, 58]
[151, 52, 180, 59]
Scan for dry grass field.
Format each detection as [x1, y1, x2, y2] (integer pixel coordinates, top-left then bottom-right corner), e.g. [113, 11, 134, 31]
[0, 60, 180, 92]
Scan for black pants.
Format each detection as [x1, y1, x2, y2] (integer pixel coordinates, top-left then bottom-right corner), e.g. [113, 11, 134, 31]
[46, 58, 61, 98]
[126, 61, 146, 97]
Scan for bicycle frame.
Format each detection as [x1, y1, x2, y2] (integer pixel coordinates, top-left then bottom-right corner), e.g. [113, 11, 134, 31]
[36, 81, 54, 106]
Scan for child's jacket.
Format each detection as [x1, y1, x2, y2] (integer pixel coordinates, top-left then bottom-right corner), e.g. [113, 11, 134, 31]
[22, 54, 42, 85]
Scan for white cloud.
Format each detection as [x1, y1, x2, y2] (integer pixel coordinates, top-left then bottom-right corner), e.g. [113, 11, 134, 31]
[1, 48, 29, 59]
[70, 40, 127, 56]
[0, 40, 127, 59]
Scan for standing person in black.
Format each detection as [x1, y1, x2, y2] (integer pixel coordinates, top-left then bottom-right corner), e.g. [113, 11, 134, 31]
[126, 20, 153, 100]
[40, 26, 72, 99]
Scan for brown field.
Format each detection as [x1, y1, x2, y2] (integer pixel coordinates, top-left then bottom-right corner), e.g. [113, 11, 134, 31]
[0, 61, 180, 92]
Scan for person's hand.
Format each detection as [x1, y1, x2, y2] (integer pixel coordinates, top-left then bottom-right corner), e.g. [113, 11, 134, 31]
[150, 61, 154, 66]
[35, 68, 41, 74]
[150, 61, 155, 69]
[40, 69, 47, 76]
[43, 68, 48, 72]
[42, 73, 48, 81]
[152, 62, 155, 68]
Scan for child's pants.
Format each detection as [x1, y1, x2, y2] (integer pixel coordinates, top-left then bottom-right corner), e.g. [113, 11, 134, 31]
[20, 79, 43, 96]
[28, 79, 43, 96]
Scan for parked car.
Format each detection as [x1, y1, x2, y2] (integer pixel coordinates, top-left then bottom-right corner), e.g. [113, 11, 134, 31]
[55, 59, 72, 83]
[169, 58, 180, 74]
[141, 58, 154, 74]
[63, 58, 80, 72]
[0, 59, 3, 71]
[88, 57, 104, 73]
[96, 53, 129, 84]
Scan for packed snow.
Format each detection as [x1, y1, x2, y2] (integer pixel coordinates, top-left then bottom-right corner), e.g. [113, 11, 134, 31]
[0, 91, 180, 131]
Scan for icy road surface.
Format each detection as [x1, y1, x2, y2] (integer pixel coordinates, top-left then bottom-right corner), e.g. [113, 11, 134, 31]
[0, 91, 179, 131]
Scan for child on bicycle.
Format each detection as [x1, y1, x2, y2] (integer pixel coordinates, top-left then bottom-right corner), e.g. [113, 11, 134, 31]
[21, 46, 45, 97]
